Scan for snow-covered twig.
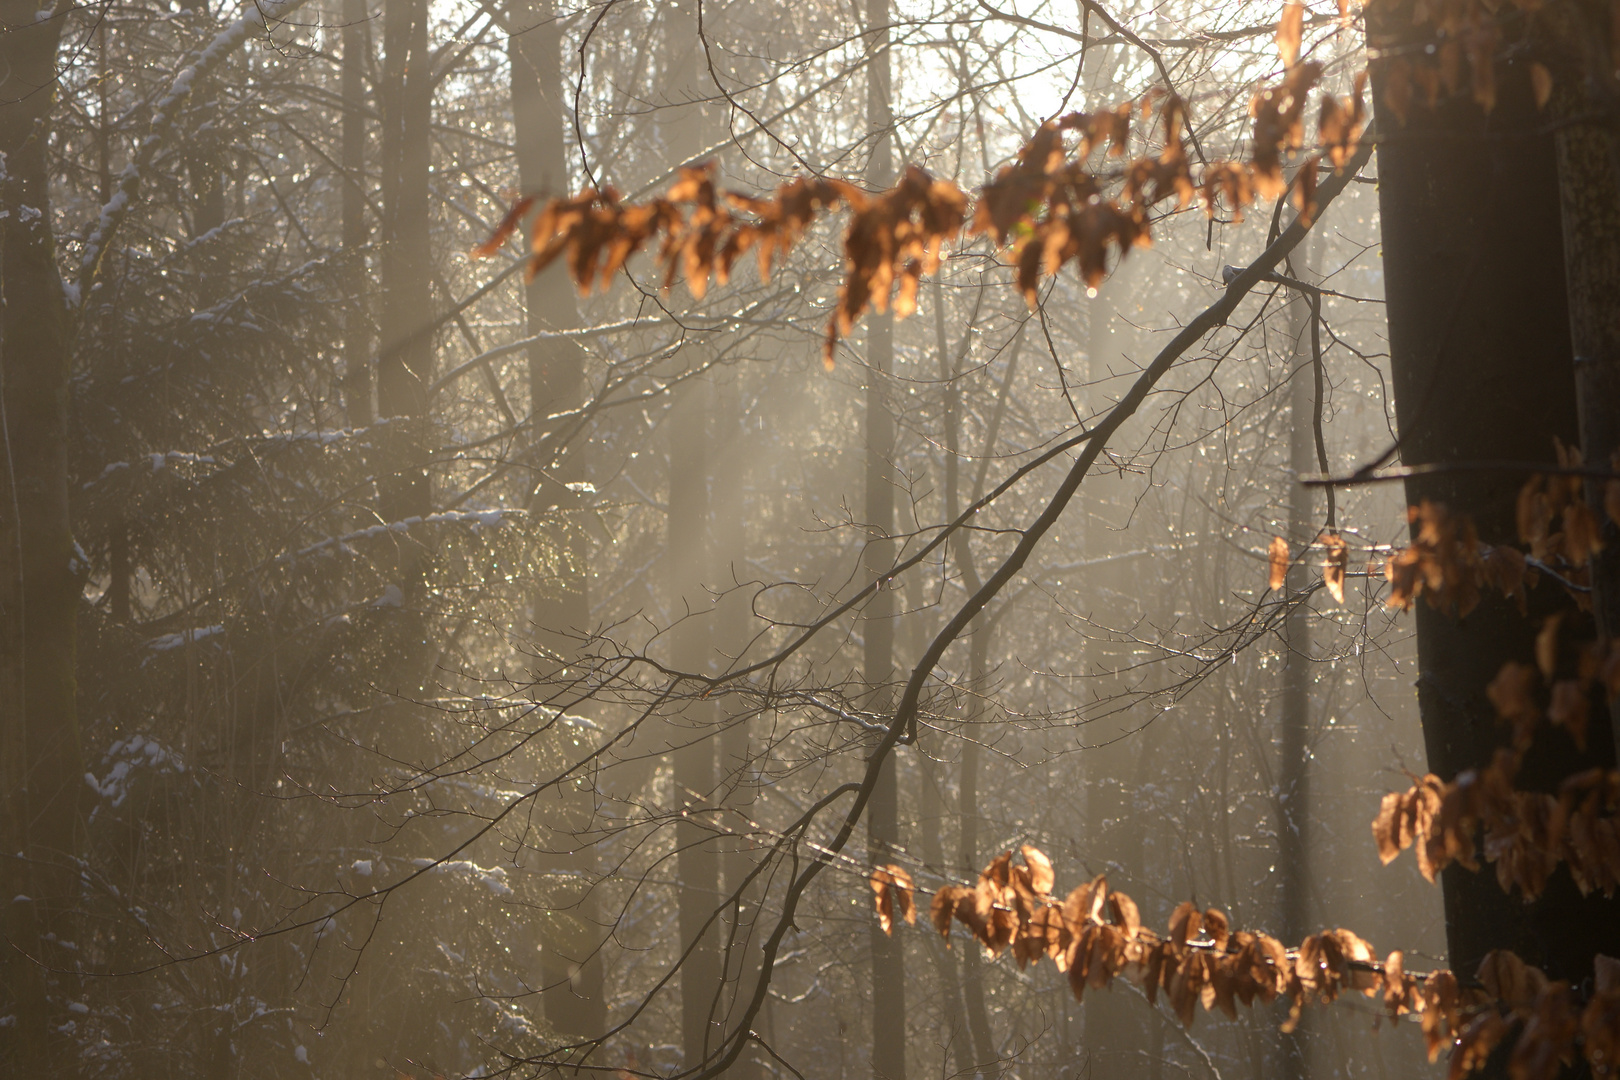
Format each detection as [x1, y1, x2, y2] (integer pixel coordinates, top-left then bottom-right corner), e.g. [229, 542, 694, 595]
[76, 0, 313, 298]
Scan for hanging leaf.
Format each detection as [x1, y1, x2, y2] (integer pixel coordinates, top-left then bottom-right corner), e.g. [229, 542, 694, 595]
[471, 195, 536, 259]
[1020, 844, 1055, 896]
[1530, 63, 1554, 110]
[1277, 1, 1306, 68]
[870, 864, 916, 935]
[1323, 531, 1348, 603]
[1269, 535, 1290, 591]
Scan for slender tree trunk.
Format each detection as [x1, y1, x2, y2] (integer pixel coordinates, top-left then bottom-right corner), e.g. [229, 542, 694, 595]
[177, 0, 225, 235]
[670, 374, 721, 1068]
[1368, 4, 1620, 992]
[662, 7, 722, 1066]
[508, 0, 606, 1041]
[377, 0, 433, 541]
[863, 3, 905, 1077]
[0, 8, 82, 1076]
[956, 628, 998, 1074]
[1080, 278, 1149, 1080]
[711, 378, 763, 1080]
[341, 0, 373, 427]
[936, 284, 999, 1078]
[1277, 238, 1319, 1080]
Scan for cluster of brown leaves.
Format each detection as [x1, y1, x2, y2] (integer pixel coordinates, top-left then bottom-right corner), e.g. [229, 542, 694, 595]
[476, 7, 1371, 368]
[1379, 17, 1502, 121]
[1373, 751, 1620, 900]
[1267, 530, 1350, 602]
[1517, 444, 1617, 579]
[870, 864, 917, 934]
[1382, 500, 1494, 615]
[1489, 610, 1620, 754]
[1381, 450, 1618, 618]
[1456, 952, 1620, 1080]
[1374, 0, 1620, 121]
[869, 847, 1620, 1080]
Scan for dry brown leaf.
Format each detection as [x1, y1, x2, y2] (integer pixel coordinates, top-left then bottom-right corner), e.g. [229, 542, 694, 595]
[1537, 614, 1565, 681]
[1277, 0, 1306, 68]
[1530, 63, 1553, 110]
[931, 884, 971, 942]
[1021, 844, 1055, 896]
[1323, 531, 1348, 603]
[871, 864, 916, 935]
[1270, 535, 1290, 591]
[472, 195, 537, 259]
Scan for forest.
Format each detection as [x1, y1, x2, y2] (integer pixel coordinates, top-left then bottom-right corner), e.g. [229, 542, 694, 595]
[3, 0, 1620, 1077]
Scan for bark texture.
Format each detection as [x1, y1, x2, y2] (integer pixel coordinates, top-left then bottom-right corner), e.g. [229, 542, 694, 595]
[1369, 9, 1620, 990]
[0, 6, 82, 1075]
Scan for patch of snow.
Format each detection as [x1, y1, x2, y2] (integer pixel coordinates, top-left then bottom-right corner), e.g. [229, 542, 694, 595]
[294, 1045, 308, 1065]
[86, 735, 187, 807]
[411, 859, 514, 897]
[146, 624, 224, 651]
[350, 859, 372, 877]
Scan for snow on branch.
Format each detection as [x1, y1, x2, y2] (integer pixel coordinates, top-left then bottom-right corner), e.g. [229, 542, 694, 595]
[76, 0, 314, 297]
[287, 509, 522, 563]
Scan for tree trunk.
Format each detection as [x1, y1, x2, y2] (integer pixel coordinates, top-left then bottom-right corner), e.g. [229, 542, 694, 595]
[508, 0, 606, 1041]
[0, 7, 82, 1076]
[662, 6, 723, 1066]
[1278, 240, 1318, 1080]
[1543, 5, 1620, 756]
[1080, 278, 1149, 1080]
[341, 0, 372, 427]
[1368, 5, 1620, 991]
[377, 0, 434, 541]
[863, 3, 905, 1077]
[712, 377, 763, 1080]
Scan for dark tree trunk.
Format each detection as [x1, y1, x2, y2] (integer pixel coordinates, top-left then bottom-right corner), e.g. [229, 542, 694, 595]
[1542, 2, 1620, 756]
[341, 0, 373, 427]
[1368, 4, 1620, 990]
[0, 6, 82, 1076]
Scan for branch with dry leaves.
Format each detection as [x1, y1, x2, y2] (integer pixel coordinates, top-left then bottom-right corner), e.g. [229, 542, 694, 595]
[475, 2, 1365, 366]
[871, 846, 1620, 1080]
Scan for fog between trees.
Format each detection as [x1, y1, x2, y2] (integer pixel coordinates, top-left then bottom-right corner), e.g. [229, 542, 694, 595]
[5, 0, 1609, 1077]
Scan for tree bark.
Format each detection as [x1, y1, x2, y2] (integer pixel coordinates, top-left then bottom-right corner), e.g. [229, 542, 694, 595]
[1368, 4, 1620, 992]
[863, 3, 905, 1077]
[1278, 238, 1319, 1080]
[0, 6, 83, 1075]
[378, 0, 434, 540]
[1542, 3, 1620, 756]
[508, 0, 607, 1040]
[341, 0, 373, 427]
[1080, 278, 1149, 1080]
[662, 6, 723, 1066]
